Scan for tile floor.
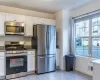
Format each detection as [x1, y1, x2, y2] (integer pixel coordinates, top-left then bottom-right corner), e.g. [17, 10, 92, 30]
[10, 71, 92, 80]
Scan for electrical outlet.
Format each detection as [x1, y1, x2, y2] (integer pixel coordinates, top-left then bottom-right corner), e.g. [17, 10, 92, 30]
[91, 66, 93, 71]
[88, 66, 93, 71]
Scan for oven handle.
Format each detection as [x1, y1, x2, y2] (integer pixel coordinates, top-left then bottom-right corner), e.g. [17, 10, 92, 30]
[6, 53, 27, 57]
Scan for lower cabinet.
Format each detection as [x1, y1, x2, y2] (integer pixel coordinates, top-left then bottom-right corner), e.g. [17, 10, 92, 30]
[27, 51, 35, 72]
[93, 63, 100, 80]
[0, 52, 5, 77]
[56, 49, 60, 69]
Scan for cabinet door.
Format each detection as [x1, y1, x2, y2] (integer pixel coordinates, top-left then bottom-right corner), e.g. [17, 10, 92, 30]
[33, 17, 42, 24]
[93, 64, 100, 80]
[56, 49, 60, 67]
[27, 54, 35, 72]
[25, 16, 33, 36]
[6, 13, 25, 22]
[15, 14, 25, 22]
[0, 13, 5, 36]
[0, 57, 5, 76]
[6, 13, 16, 21]
[43, 19, 55, 25]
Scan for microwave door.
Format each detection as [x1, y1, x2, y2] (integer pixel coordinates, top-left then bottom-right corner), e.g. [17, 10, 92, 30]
[5, 22, 24, 35]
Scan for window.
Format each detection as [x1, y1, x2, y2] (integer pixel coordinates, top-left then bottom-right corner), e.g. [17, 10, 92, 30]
[75, 20, 89, 56]
[92, 17, 100, 58]
[92, 38, 100, 58]
[92, 17, 100, 36]
[74, 15, 100, 58]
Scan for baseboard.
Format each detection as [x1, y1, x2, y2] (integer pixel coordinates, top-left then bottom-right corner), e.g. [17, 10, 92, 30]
[27, 71, 35, 75]
[74, 69, 92, 77]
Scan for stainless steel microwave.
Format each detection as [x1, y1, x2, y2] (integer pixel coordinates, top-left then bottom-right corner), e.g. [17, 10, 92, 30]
[5, 21, 25, 35]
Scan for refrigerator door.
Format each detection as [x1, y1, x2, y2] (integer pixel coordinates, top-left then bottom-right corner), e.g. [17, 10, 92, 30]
[45, 55, 56, 72]
[46, 26, 56, 55]
[37, 56, 46, 74]
[37, 24, 47, 56]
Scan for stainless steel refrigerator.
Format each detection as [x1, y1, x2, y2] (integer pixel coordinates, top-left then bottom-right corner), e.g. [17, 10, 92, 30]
[32, 24, 56, 74]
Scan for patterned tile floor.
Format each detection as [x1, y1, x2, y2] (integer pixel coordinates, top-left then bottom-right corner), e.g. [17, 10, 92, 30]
[10, 71, 92, 80]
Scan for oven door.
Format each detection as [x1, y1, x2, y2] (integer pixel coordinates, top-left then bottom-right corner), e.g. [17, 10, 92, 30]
[6, 55, 27, 75]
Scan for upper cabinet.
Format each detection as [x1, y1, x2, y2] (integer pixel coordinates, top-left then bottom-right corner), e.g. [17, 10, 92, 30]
[33, 17, 55, 25]
[25, 16, 34, 36]
[5, 13, 25, 22]
[25, 16, 55, 36]
[0, 12, 5, 36]
[40, 18, 55, 25]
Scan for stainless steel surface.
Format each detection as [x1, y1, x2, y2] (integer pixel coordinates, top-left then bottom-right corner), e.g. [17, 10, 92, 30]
[5, 32, 24, 35]
[6, 50, 27, 54]
[33, 24, 56, 74]
[5, 21, 25, 26]
[45, 55, 56, 72]
[6, 52, 27, 57]
[5, 41, 25, 52]
[5, 21, 24, 35]
[37, 25, 46, 56]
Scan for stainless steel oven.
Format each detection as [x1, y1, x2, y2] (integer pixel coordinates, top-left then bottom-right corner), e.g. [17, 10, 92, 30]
[5, 41, 27, 79]
[5, 21, 24, 35]
[6, 55, 27, 79]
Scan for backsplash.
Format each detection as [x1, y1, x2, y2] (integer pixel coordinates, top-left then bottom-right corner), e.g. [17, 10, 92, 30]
[0, 36, 32, 47]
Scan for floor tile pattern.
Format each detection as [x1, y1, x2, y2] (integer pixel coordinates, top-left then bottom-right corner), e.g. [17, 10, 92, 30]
[10, 71, 92, 80]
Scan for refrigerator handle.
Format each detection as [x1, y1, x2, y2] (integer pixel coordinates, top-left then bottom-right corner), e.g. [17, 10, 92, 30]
[46, 27, 48, 53]
[39, 57, 45, 59]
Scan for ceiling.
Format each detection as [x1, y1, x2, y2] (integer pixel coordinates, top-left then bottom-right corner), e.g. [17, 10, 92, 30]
[0, 0, 95, 13]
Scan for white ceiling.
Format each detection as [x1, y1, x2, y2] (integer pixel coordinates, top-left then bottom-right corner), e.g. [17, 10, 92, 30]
[0, 0, 95, 13]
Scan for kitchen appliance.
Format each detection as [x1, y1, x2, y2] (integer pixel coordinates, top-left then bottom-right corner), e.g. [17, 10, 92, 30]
[6, 54, 27, 79]
[5, 21, 24, 35]
[32, 24, 56, 74]
[5, 41, 26, 53]
[5, 41, 27, 79]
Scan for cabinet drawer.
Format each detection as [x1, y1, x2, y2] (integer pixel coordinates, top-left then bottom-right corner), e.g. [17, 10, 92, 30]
[0, 52, 5, 57]
[27, 51, 35, 55]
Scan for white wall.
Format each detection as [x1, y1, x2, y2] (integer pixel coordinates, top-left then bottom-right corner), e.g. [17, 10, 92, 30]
[55, 9, 71, 70]
[0, 5, 54, 19]
[75, 56, 96, 76]
[71, 0, 100, 76]
[71, 0, 100, 17]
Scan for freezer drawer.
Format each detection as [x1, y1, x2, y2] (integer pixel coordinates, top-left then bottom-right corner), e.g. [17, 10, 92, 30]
[45, 55, 56, 72]
[36, 55, 56, 74]
[37, 56, 46, 74]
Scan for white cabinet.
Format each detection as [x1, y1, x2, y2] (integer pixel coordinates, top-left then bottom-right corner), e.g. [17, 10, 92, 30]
[33, 17, 42, 24]
[56, 49, 60, 68]
[6, 13, 25, 22]
[36, 17, 55, 25]
[0, 12, 5, 36]
[27, 50, 35, 72]
[25, 16, 55, 36]
[0, 52, 5, 77]
[92, 60, 100, 80]
[41, 18, 55, 25]
[25, 16, 34, 36]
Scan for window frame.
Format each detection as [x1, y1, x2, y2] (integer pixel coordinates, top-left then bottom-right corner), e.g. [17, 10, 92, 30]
[73, 16, 100, 58]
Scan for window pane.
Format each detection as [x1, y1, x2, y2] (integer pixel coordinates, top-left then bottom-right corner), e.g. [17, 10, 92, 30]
[75, 20, 89, 37]
[75, 38, 89, 56]
[92, 38, 100, 58]
[92, 17, 100, 36]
